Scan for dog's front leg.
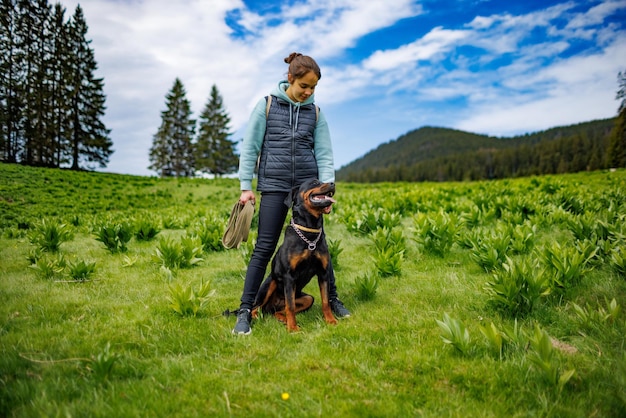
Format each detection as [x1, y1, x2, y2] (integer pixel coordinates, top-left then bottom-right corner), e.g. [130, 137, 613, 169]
[318, 275, 338, 325]
[284, 276, 300, 332]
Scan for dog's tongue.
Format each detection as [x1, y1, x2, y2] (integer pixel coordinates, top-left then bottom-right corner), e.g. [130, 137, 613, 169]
[323, 196, 335, 214]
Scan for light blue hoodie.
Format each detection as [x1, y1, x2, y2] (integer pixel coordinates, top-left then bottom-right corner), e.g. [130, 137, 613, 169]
[238, 80, 335, 191]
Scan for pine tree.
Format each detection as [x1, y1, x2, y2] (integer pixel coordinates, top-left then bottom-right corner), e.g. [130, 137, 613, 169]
[49, 3, 71, 167]
[607, 70, 626, 168]
[149, 78, 196, 177]
[0, 0, 22, 163]
[15, 0, 50, 165]
[195, 84, 238, 177]
[66, 4, 112, 170]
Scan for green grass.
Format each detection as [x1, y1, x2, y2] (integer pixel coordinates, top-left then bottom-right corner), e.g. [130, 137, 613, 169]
[1, 163, 626, 417]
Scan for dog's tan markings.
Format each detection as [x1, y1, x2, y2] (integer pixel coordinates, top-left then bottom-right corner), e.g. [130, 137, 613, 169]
[289, 250, 311, 270]
[302, 186, 326, 217]
[285, 287, 299, 331]
[252, 280, 278, 319]
[315, 253, 329, 269]
[319, 281, 338, 325]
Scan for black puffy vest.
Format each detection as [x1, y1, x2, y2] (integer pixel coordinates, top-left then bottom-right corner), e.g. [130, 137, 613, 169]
[257, 95, 318, 192]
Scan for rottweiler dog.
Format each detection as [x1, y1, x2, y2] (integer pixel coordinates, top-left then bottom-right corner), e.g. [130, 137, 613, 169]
[252, 179, 338, 332]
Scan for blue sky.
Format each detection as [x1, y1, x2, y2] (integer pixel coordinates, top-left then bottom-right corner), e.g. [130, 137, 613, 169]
[60, 0, 626, 176]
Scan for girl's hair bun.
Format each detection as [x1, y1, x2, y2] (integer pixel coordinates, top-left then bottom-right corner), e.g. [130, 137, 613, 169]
[284, 52, 303, 64]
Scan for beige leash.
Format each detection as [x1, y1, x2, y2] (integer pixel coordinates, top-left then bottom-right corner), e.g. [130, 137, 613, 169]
[222, 200, 255, 249]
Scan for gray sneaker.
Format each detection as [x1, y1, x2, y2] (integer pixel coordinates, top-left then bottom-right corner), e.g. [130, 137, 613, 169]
[330, 299, 351, 318]
[232, 309, 252, 335]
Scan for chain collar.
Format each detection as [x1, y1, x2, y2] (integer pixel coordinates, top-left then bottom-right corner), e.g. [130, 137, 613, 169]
[290, 218, 322, 250]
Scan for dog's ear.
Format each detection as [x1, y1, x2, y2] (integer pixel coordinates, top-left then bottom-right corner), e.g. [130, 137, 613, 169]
[284, 185, 300, 207]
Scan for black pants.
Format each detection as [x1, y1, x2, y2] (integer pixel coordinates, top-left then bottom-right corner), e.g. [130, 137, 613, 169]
[239, 191, 339, 310]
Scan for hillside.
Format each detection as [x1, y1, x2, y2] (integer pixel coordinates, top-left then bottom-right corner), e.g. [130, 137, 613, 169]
[337, 118, 617, 182]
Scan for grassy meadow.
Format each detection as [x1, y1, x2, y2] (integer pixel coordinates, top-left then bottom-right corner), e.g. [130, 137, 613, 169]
[1, 163, 625, 417]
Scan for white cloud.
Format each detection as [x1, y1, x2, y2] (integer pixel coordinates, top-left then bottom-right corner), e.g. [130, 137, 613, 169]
[54, 0, 626, 174]
[364, 27, 470, 71]
[455, 36, 626, 136]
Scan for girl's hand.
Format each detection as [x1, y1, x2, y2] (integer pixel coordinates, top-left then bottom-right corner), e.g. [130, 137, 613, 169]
[239, 190, 256, 205]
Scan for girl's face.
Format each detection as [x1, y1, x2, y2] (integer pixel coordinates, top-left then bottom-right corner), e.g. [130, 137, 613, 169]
[286, 71, 318, 102]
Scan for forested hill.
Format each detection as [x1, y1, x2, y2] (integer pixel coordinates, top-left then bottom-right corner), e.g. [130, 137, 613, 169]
[336, 118, 617, 182]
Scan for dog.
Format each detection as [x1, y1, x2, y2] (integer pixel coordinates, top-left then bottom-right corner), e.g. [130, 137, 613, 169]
[252, 179, 338, 332]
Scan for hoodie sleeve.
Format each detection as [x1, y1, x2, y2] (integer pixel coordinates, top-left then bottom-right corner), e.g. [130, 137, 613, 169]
[238, 98, 267, 191]
[313, 109, 335, 183]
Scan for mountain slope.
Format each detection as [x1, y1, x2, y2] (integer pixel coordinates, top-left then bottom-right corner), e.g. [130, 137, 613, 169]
[336, 118, 616, 182]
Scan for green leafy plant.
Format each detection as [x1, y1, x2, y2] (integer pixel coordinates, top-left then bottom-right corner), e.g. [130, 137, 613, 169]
[121, 254, 139, 267]
[29, 218, 73, 252]
[67, 259, 96, 281]
[26, 247, 43, 265]
[188, 217, 224, 252]
[504, 318, 527, 348]
[610, 246, 626, 277]
[413, 210, 458, 257]
[154, 236, 203, 269]
[95, 222, 133, 253]
[436, 313, 472, 356]
[354, 273, 379, 300]
[480, 321, 504, 359]
[345, 207, 401, 235]
[484, 256, 550, 317]
[167, 279, 214, 317]
[540, 241, 596, 292]
[570, 298, 621, 331]
[373, 246, 403, 277]
[83, 342, 120, 383]
[526, 325, 576, 389]
[180, 235, 205, 267]
[134, 218, 161, 241]
[468, 229, 511, 272]
[327, 238, 343, 270]
[372, 227, 405, 254]
[509, 222, 536, 254]
[29, 254, 66, 280]
[459, 204, 484, 229]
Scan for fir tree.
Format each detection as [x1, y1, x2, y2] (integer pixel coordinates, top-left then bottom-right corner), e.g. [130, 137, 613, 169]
[0, 1, 111, 170]
[607, 70, 626, 168]
[66, 4, 112, 170]
[149, 78, 196, 177]
[49, 3, 71, 167]
[195, 84, 238, 177]
[0, 0, 22, 163]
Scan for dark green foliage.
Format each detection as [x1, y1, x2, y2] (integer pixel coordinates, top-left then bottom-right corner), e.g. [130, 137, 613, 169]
[134, 218, 160, 241]
[29, 218, 73, 252]
[67, 259, 96, 281]
[95, 222, 133, 253]
[0, 1, 112, 170]
[354, 273, 379, 300]
[83, 342, 120, 382]
[194, 84, 238, 177]
[188, 217, 224, 252]
[412, 211, 458, 257]
[484, 256, 550, 316]
[337, 119, 616, 182]
[149, 78, 195, 177]
[606, 70, 626, 168]
[167, 279, 214, 317]
[327, 238, 343, 270]
[153, 235, 203, 269]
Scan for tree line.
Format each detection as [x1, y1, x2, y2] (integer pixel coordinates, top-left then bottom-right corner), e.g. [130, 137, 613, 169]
[0, 0, 112, 170]
[148, 79, 238, 178]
